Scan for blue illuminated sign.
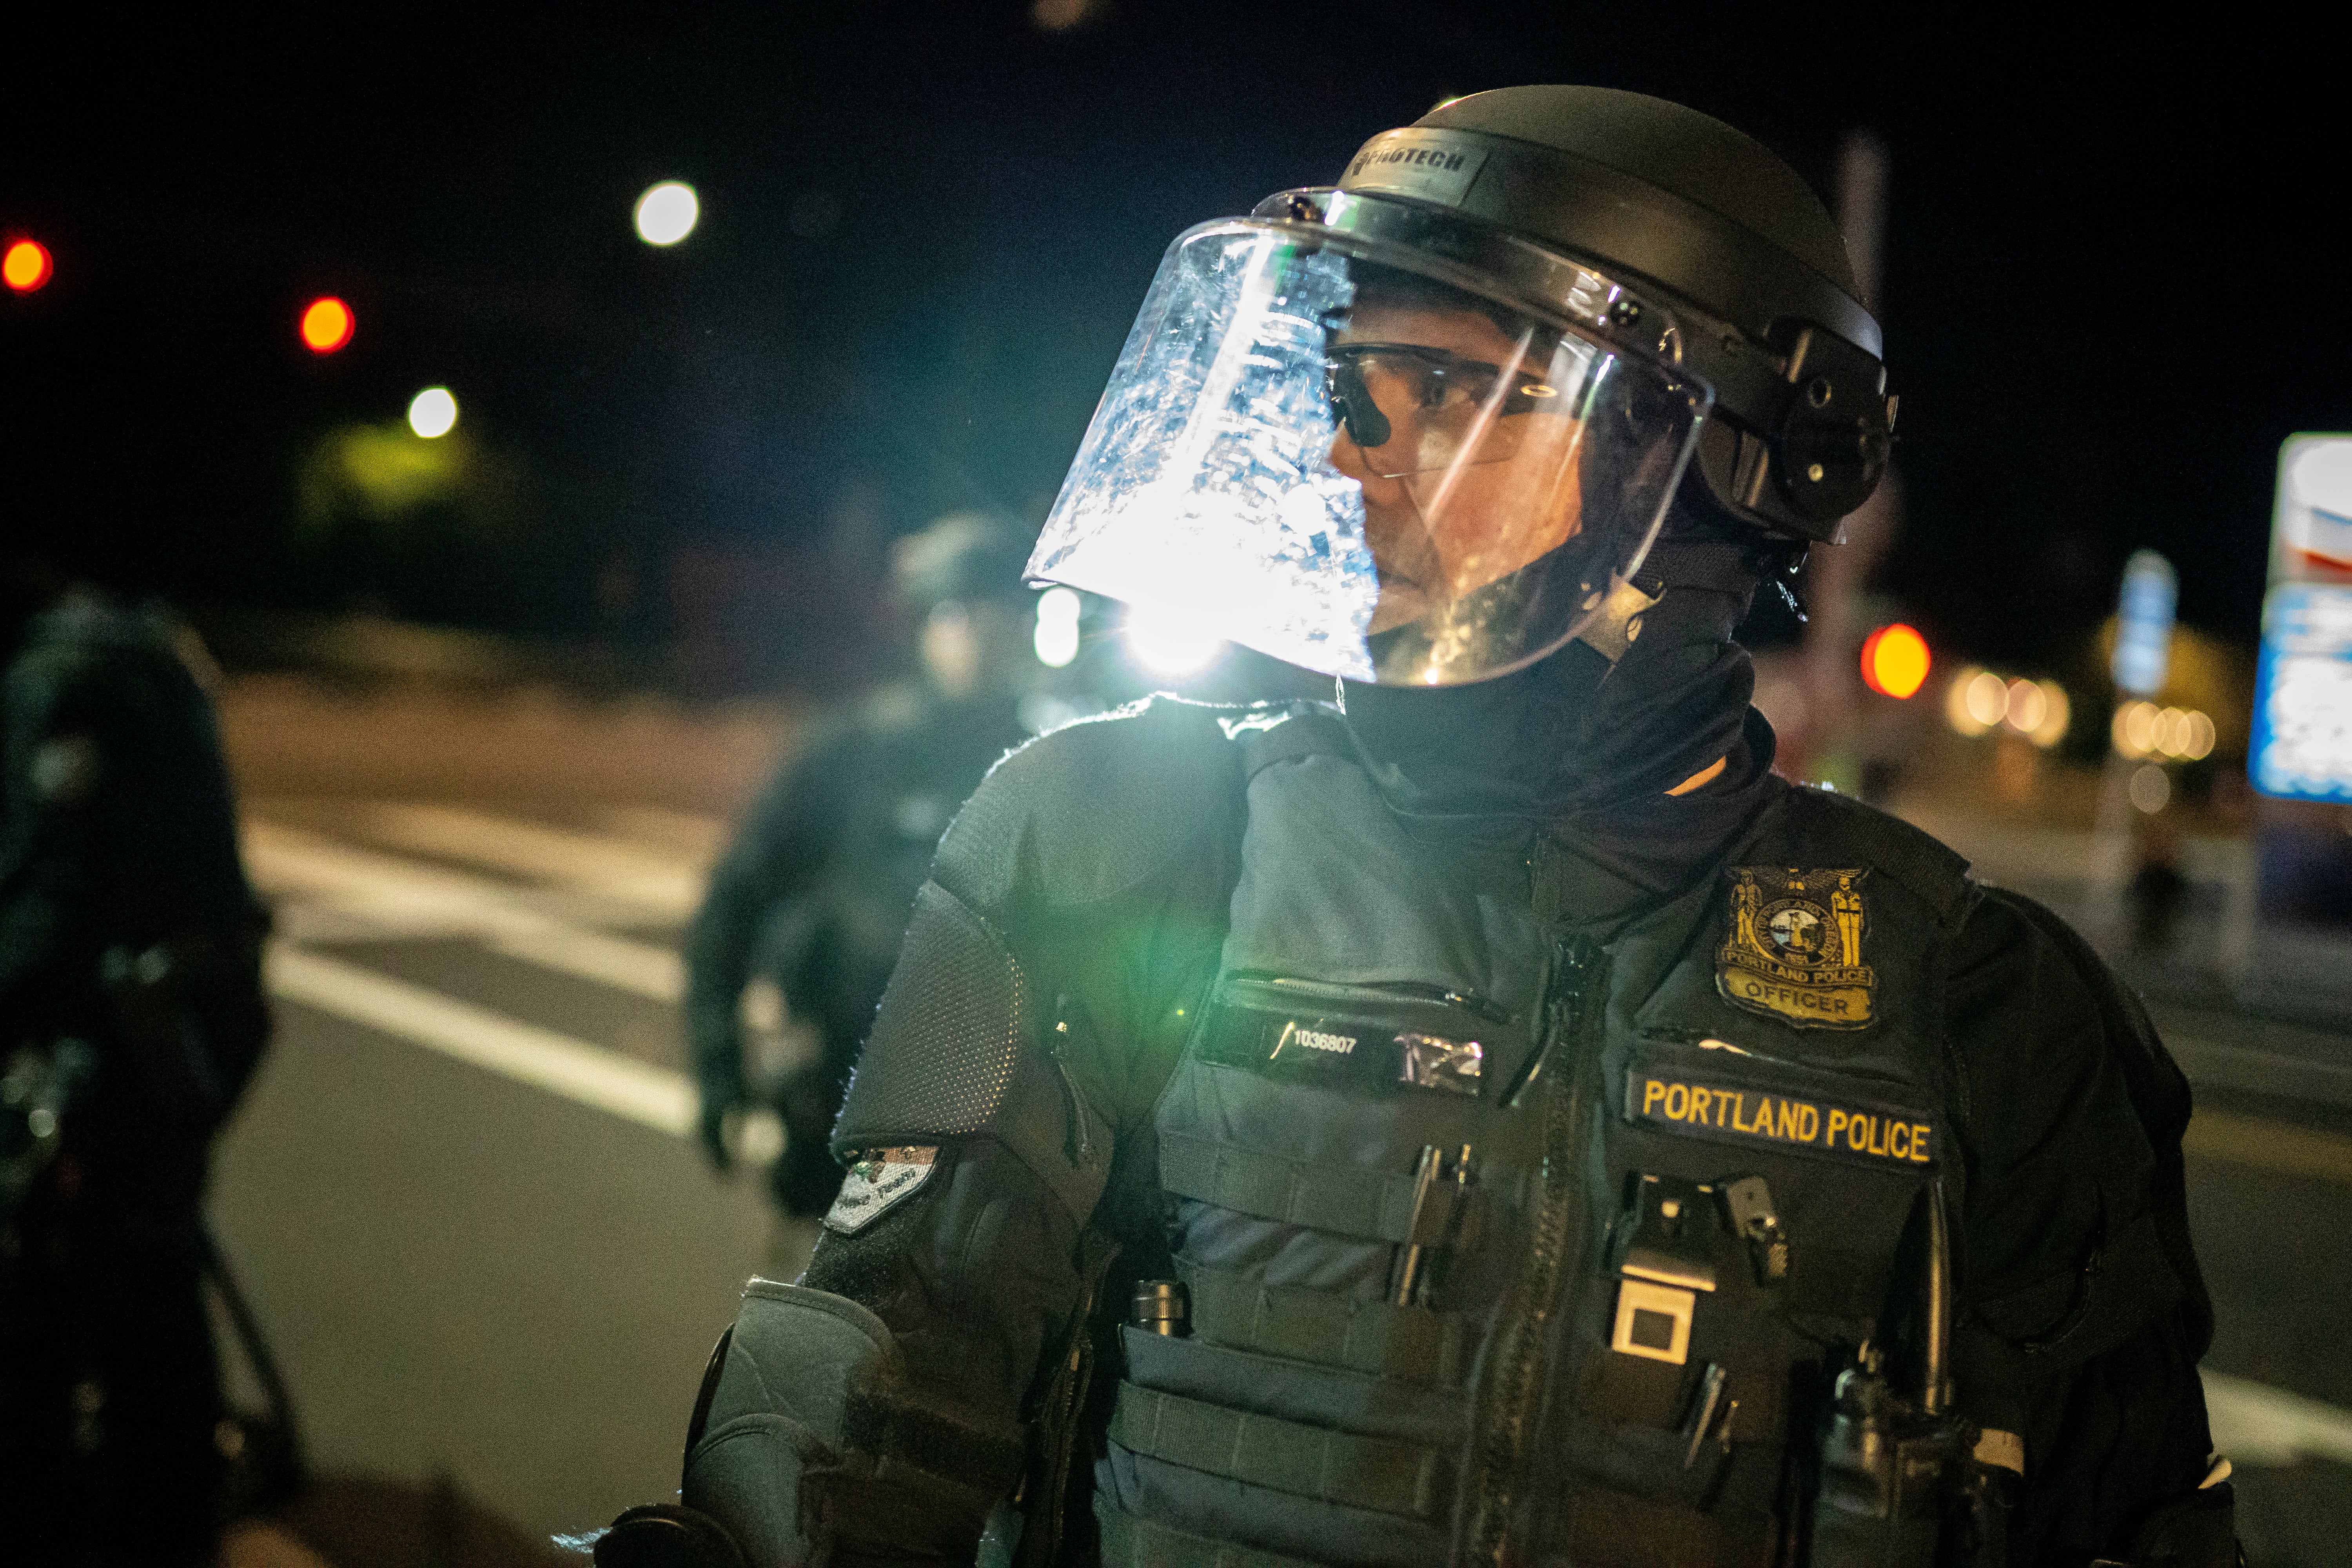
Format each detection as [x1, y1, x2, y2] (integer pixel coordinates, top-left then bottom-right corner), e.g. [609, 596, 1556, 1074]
[2250, 584, 2352, 802]
[2251, 435, 2352, 800]
[2111, 550, 2177, 696]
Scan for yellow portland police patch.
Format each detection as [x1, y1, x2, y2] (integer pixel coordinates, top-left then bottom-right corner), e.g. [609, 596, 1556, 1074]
[1628, 1069, 1935, 1169]
[1717, 867, 1875, 1030]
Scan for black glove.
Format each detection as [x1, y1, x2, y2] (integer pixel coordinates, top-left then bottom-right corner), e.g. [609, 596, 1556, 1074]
[595, 1504, 747, 1568]
[696, 1078, 744, 1172]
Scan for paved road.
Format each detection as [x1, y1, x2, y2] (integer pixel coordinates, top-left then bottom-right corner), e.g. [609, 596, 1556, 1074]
[214, 798, 815, 1545]
[212, 793, 2352, 1562]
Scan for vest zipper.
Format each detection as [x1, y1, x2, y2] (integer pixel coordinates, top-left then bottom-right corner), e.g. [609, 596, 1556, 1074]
[1016, 1234, 1117, 1568]
[1461, 934, 1605, 1568]
[1229, 974, 1516, 1025]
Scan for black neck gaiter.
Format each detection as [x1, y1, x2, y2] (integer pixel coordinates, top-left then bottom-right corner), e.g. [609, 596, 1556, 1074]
[1338, 535, 1786, 927]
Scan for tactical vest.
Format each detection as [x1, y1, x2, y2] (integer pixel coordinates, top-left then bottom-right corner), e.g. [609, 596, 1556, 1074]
[1092, 710, 1975, 1568]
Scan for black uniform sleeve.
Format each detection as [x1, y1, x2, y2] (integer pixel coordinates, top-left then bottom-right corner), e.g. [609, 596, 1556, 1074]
[673, 700, 1245, 1567]
[1943, 885, 2220, 1562]
[682, 724, 856, 1115]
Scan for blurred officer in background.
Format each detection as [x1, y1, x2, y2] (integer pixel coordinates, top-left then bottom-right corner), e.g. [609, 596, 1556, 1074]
[686, 514, 1046, 1217]
[603, 89, 2230, 1568]
[0, 559, 272, 1565]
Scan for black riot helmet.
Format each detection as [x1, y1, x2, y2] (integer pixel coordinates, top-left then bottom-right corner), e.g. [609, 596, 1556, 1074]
[891, 512, 1037, 613]
[1351, 87, 1889, 541]
[1027, 86, 1888, 688]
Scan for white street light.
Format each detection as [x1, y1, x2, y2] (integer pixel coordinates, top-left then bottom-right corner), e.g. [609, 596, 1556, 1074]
[408, 387, 458, 439]
[634, 181, 699, 246]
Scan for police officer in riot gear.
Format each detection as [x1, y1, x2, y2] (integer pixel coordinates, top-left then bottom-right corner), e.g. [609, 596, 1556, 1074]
[0, 563, 273, 1565]
[687, 514, 1047, 1216]
[603, 87, 2233, 1567]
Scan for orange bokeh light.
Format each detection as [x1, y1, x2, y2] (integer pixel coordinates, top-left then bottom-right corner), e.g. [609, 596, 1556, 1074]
[4, 239, 53, 293]
[300, 296, 355, 353]
[1861, 622, 1931, 699]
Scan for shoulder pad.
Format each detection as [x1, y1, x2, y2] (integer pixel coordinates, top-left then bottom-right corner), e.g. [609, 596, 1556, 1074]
[1766, 786, 1976, 928]
[932, 696, 1243, 914]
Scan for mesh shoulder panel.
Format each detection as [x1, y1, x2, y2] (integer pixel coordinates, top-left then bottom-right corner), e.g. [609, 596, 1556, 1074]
[838, 880, 1030, 1142]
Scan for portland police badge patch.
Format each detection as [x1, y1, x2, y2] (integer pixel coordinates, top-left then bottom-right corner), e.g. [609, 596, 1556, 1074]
[1717, 867, 1875, 1029]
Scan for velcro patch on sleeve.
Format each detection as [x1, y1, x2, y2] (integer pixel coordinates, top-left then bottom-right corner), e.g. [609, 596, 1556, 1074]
[825, 1146, 940, 1233]
[1624, 1062, 1936, 1171]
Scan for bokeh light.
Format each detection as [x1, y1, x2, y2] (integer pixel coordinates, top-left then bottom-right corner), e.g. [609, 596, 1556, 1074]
[1946, 668, 2009, 735]
[2111, 700, 2216, 761]
[2023, 681, 2070, 748]
[1860, 622, 1930, 698]
[407, 387, 459, 439]
[633, 181, 699, 246]
[4, 239, 53, 293]
[300, 296, 355, 353]
[2129, 763, 2171, 814]
[1945, 667, 2070, 746]
[2183, 710, 2217, 760]
[2003, 679, 2048, 737]
[1033, 586, 1082, 668]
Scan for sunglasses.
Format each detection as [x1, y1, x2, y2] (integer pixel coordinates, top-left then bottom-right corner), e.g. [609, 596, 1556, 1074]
[1325, 342, 1572, 477]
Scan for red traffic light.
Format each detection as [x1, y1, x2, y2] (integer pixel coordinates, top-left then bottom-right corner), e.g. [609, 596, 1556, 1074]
[4, 239, 53, 293]
[300, 296, 355, 354]
[1861, 622, 1931, 699]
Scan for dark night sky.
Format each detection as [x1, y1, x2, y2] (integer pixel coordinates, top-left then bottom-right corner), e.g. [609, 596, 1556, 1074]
[4, 3, 2340, 673]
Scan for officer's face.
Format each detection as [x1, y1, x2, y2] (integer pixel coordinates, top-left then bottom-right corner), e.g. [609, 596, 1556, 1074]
[1329, 300, 1587, 633]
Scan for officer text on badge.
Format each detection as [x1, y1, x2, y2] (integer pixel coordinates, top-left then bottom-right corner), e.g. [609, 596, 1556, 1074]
[1717, 867, 1876, 1029]
[1628, 1072, 1935, 1168]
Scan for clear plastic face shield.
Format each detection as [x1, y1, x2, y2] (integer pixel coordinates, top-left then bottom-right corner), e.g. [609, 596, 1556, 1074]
[1027, 209, 1710, 685]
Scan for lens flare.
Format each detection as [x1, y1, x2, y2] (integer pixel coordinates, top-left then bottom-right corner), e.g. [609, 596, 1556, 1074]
[1033, 586, 1082, 668]
[4, 239, 53, 292]
[1127, 604, 1222, 677]
[301, 296, 355, 353]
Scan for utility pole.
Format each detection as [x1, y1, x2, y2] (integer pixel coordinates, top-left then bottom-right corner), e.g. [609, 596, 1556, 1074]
[1786, 131, 1901, 793]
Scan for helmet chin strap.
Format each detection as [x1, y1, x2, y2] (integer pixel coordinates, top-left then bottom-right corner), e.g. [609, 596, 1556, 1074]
[1569, 572, 1665, 666]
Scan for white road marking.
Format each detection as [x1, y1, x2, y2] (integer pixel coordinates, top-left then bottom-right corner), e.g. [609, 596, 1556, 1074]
[247, 815, 679, 931]
[2203, 1369, 2352, 1468]
[249, 817, 798, 1038]
[244, 821, 686, 1001]
[268, 943, 696, 1136]
[593, 805, 733, 863]
[354, 803, 708, 916]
